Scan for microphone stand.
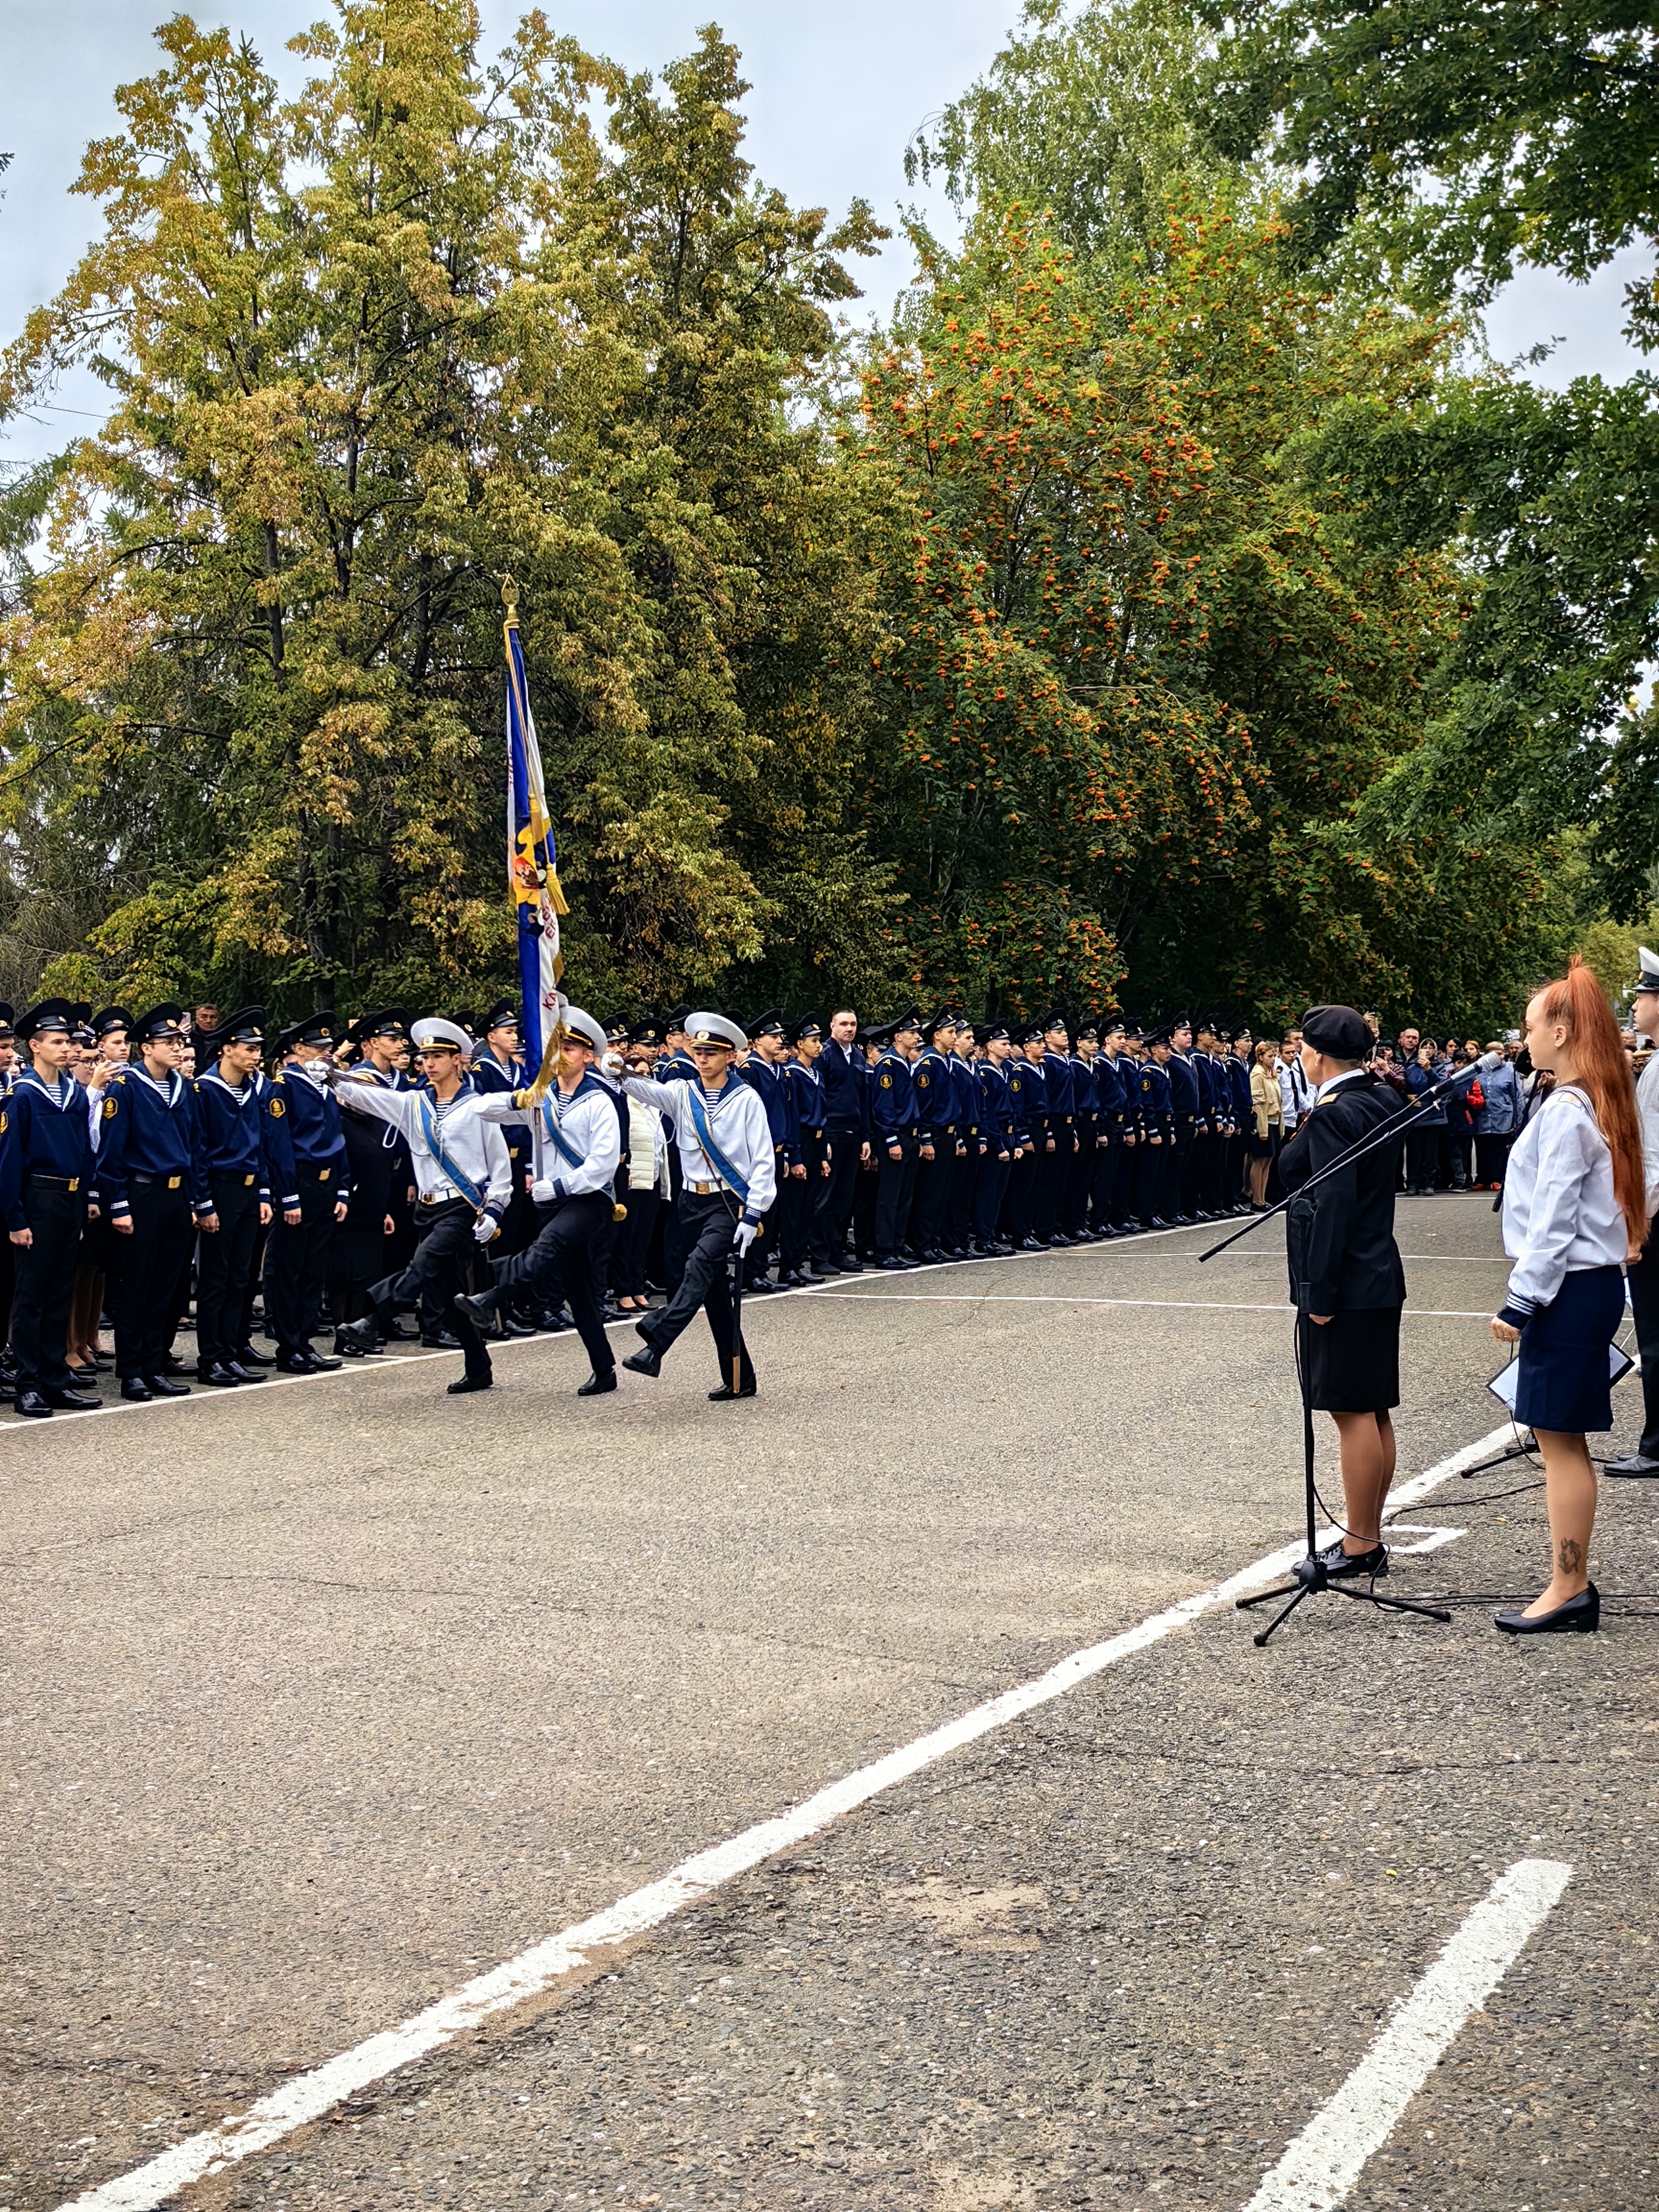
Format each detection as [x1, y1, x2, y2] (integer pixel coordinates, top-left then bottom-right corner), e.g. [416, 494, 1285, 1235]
[1201, 1067, 1488, 1645]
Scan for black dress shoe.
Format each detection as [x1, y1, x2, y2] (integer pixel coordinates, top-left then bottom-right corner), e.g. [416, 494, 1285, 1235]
[382, 1317, 417, 1340]
[578, 1368, 618, 1395]
[1304, 1536, 1388, 1583]
[44, 1387, 102, 1411]
[235, 1343, 275, 1367]
[446, 1371, 493, 1395]
[455, 1290, 498, 1332]
[876, 1256, 908, 1271]
[336, 1316, 381, 1356]
[776, 1270, 809, 1289]
[334, 1331, 378, 1358]
[498, 1313, 537, 1338]
[839, 1256, 865, 1273]
[300, 1347, 342, 1371]
[1494, 1583, 1599, 1635]
[745, 1277, 779, 1295]
[1015, 1236, 1046, 1252]
[807, 1261, 836, 1279]
[226, 1359, 268, 1382]
[421, 1329, 462, 1351]
[622, 1345, 662, 1378]
[120, 1377, 153, 1402]
[708, 1379, 758, 1400]
[197, 1361, 241, 1386]
[159, 1353, 188, 1375]
[14, 1387, 52, 1417]
[143, 1373, 192, 1397]
[1046, 1233, 1071, 1247]
[272, 1353, 313, 1374]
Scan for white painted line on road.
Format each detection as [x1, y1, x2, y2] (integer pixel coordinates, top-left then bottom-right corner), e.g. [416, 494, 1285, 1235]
[803, 1291, 1497, 1318]
[1242, 1856, 1573, 2212]
[53, 1418, 1520, 2212]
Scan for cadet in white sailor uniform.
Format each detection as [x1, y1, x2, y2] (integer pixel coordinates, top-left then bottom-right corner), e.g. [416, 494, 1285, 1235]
[616, 1011, 777, 1399]
[330, 1018, 512, 1394]
[454, 1007, 623, 1394]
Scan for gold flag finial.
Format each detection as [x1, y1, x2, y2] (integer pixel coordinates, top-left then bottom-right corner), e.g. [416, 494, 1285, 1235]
[501, 575, 520, 616]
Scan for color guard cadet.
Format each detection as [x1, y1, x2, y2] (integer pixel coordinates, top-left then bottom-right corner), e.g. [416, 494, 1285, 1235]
[814, 1008, 868, 1273]
[781, 1017, 828, 1285]
[1166, 1016, 1200, 1226]
[870, 1013, 922, 1269]
[332, 1018, 512, 1394]
[263, 1015, 350, 1374]
[909, 1008, 959, 1265]
[654, 1007, 697, 1292]
[457, 1006, 622, 1393]
[1, 1002, 102, 1416]
[193, 1008, 298, 1386]
[1037, 1015, 1076, 1244]
[618, 1011, 778, 1398]
[972, 1023, 1018, 1254]
[470, 1000, 534, 1287]
[95, 1004, 206, 1401]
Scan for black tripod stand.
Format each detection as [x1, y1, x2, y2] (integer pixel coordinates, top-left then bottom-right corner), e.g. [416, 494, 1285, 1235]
[1202, 1075, 1476, 1645]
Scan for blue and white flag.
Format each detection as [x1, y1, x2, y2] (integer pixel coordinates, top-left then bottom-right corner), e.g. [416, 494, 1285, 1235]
[502, 583, 567, 1067]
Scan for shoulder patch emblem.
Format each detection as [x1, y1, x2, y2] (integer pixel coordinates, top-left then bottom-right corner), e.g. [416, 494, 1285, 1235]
[269, 1098, 286, 1116]
[102, 1097, 118, 1119]
[880, 1072, 893, 1088]
[0, 1110, 6, 1135]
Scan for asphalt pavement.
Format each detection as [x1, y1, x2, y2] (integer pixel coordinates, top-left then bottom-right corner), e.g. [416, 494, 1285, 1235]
[3, 1196, 1654, 2210]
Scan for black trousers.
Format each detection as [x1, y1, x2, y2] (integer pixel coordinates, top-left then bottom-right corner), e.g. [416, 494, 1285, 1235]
[1174, 1123, 1198, 1217]
[197, 1176, 261, 1367]
[746, 1150, 787, 1287]
[1034, 1130, 1070, 1237]
[781, 1131, 827, 1274]
[263, 1173, 337, 1353]
[371, 1200, 492, 1381]
[109, 1184, 195, 1378]
[948, 1142, 980, 1251]
[611, 1186, 660, 1299]
[1063, 1115, 1097, 1232]
[1002, 1145, 1038, 1243]
[814, 1136, 861, 1261]
[1624, 1227, 1659, 1459]
[1405, 1127, 1440, 1191]
[11, 1182, 84, 1391]
[852, 1156, 880, 1256]
[1474, 1132, 1513, 1187]
[874, 1132, 919, 1257]
[497, 1190, 613, 1374]
[973, 1151, 1010, 1242]
[642, 1192, 754, 1389]
[909, 1137, 954, 1256]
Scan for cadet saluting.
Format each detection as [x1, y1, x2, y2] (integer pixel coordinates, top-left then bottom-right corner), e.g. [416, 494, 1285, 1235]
[1, 1001, 103, 1417]
[617, 1013, 777, 1399]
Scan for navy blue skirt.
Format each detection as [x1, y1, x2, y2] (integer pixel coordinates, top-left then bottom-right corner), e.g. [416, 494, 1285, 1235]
[1513, 1264, 1624, 1434]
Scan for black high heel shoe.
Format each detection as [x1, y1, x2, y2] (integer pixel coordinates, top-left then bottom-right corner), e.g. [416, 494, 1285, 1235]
[1494, 1582, 1599, 1635]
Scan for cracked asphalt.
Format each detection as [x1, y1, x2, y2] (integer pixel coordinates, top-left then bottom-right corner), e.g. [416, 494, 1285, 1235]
[2, 1198, 1655, 2210]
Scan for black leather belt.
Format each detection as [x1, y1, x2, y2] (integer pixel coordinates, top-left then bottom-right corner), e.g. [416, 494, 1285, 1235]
[27, 1174, 80, 1189]
[130, 1172, 185, 1189]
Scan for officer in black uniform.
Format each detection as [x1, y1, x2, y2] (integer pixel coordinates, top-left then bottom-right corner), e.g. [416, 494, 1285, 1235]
[1, 1002, 102, 1415]
[96, 1004, 207, 1400]
[262, 1015, 349, 1373]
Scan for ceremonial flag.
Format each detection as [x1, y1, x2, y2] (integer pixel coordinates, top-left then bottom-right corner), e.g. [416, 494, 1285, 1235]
[502, 578, 568, 1067]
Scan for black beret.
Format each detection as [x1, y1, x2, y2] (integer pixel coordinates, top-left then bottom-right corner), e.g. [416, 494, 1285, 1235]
[1300, 1004, 1371, 1060]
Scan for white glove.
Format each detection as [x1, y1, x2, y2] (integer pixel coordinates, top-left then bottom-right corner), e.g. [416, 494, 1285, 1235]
[732, 1219, 758, 1259]
[473, 1213, 501, 1245]
[601, 1049, 625, 1077]
[529, 1176, 556, 1204]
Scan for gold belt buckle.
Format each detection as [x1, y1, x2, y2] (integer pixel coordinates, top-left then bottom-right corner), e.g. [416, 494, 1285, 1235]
[318, 1167, 331, 1181]
[245, 1173, 256, 1186]
[167, 1175, 181, 1190]
[68, 1177, 79, 1192]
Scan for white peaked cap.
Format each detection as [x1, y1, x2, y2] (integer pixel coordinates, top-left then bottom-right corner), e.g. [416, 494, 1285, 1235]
[411, 1017, 473, 1052]
[559, 1007, 608, 1054]
[684, 1010, 746, 1051]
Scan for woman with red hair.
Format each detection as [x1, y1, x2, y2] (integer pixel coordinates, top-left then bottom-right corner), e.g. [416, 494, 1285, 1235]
[1491, 958, 1645, 1633]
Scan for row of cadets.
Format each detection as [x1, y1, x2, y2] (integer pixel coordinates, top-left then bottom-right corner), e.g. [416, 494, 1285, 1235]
[456, 1005, 621, 1393]
[618, 1011, 777, 1399]
[779, 1016, 830, 1288]
[815, 1010, 870, 1271]
[0, 1002, 102, 1415]
[192, 1006, 299, 1386]
[95, 1003, 207, 1401]
[262, 1013, 350, 1374]
[868, 1011, 921, 1267]
[736, 1010, 798, 1293]
[331, 1011, 415, 1351]
[330, 1018, 512, 1395]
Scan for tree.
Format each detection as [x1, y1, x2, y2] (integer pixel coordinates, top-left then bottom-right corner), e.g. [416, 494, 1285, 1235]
[1204, 0, 1659, 345]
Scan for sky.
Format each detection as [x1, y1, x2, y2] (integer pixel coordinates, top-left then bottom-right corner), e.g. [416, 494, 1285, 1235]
[0, 0, 1648, 466]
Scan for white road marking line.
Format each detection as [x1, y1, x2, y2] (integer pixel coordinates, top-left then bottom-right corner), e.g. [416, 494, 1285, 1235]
[1242, 1857, 1573, 2212]
[802, 1291, 1497, 1318]
[53, 1418, 1520, 2212]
